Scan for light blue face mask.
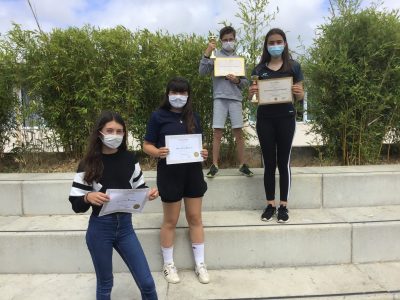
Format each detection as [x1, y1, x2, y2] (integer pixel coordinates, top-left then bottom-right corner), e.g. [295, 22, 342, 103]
[267, 45, 285, 57]
[169, 95, 188, 108]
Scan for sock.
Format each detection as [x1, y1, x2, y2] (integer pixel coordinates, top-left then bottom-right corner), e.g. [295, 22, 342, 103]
[161, 246, 174, 265]
[192, 243, 205, 266]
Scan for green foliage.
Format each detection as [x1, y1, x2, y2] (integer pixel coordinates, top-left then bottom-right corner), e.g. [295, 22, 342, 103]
[0, 38, 18, 154]
[131, 30, 213, 147]
[234, 0, 277, 71]
[304, 2, 400, 164]
[0, 25, 212, 158]
[231, 0, 277, 135]
[0, 1, 277, 162]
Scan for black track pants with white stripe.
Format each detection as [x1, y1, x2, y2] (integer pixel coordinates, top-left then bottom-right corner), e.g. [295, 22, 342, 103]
[256, 115, 296, 201]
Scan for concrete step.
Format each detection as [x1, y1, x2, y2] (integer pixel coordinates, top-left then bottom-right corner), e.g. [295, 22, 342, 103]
[1, 206, 400, 273]
[1, 165, 400, 216]
[1, 262, 400, 299]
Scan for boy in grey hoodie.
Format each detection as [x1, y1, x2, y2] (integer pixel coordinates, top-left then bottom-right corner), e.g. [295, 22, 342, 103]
[199, 26, 253, 178]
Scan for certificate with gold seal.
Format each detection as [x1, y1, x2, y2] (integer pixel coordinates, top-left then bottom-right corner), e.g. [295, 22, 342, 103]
[214, 57, 245, 77]
[99, 188, 149, 216]
[165, 134, 203, 165]
[258, 77, 293, 105]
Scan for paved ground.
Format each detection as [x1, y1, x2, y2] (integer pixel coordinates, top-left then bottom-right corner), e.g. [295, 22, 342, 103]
[1, 262, 400, 299]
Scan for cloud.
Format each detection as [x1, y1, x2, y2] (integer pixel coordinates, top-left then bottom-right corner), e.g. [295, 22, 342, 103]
[0, 0, 398, 51]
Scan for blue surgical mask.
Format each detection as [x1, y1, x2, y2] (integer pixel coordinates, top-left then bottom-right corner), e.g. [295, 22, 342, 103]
[267, 45, 285, 57]
[169, 95, 188, 108]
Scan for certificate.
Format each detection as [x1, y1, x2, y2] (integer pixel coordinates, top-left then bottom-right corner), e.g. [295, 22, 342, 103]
[98, 188, 149, 216]
[258, 77, 293, 105]
[165, 134, 203, 165]
[214, 57, 245, 77]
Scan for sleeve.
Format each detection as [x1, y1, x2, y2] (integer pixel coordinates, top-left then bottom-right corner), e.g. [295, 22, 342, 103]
[199, 56, 214, 76]
[144, 111, 160, 144]
[237, 76, 249, 90]
[129, 153, 146, 189]
[292, 61, 304, 83]
[68, 162, 92, 213]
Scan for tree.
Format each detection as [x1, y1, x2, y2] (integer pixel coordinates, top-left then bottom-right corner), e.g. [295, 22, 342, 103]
[0, 48, 18, 155]
[234, 0, 277, 72]
[0, 25, 213, 158]
[304, 1, 400, 164]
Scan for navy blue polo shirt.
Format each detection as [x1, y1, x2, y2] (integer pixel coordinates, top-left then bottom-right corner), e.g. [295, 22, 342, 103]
[252, 59, 304, 118]
[144, 108, 202, 148]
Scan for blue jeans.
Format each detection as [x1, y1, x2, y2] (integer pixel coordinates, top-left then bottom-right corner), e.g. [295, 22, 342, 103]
[86, 213, 157, 300]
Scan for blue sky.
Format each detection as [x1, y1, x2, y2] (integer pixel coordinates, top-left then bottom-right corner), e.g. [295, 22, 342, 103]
[0, 0, 399, 52]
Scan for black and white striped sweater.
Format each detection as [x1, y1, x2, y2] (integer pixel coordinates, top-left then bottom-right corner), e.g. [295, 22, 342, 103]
[69, 150, 146, 216]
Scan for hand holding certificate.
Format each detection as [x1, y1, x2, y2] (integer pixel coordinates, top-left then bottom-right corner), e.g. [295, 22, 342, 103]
[257, 77, 294, 105]
[165, 134, 204, 165]
[99, 188, 149, 216]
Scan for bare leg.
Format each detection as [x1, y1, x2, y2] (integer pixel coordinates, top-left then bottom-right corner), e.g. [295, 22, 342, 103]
[233, 128, 245, 166]
[212, 128, 223, 166]
[160, 201, 182, 248]
[184, 197, 204, 243]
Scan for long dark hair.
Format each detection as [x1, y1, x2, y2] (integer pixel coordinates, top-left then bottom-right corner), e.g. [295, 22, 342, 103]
[82, 111, 127, 183]
[258, 28, 292, 72]
[160, 77, 196, 134]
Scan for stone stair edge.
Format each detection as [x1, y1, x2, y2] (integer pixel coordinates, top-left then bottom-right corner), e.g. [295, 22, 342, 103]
[0, 164, 400, 181]
[1, 262, 400, 300]
[1, 205, 400, 232]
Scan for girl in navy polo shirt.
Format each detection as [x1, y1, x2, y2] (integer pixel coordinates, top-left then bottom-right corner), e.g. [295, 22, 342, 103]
[249, 28, 305, 224]
[143, 77, 209, 284]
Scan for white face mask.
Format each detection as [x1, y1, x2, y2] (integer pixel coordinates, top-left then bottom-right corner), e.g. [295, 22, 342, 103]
[100, 132, 123, 149]
[169, 95, 188, 108]
[222, 41, 235, 52]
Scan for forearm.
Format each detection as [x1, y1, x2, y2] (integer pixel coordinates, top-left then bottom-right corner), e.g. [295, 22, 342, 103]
[143, 142, 160, 158]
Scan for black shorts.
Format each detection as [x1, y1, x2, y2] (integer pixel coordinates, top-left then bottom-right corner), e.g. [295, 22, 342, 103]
[157, 161, 207, 202]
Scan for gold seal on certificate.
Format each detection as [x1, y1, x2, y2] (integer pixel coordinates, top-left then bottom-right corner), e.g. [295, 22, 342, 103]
[257, 77, 293, 105]
[194, 151, 199, 157]
[214, 57, 245, 77]
[133, 204, 140, 209]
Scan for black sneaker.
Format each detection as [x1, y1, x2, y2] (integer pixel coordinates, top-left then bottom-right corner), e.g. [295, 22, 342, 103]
[239, 164, 254, 177]
[261, 204, 276, 222]
[277, 205, 289, 223]
[206, 164, 219, 178]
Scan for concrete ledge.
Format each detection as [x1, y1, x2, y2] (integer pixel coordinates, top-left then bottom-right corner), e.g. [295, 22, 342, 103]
[23, 180, 73, 215]
[323, 172, 400, 208]
[1, 165, 400, 215]
[0, 181, 22, 215]
[2, 262, 400, 300]
[352, 221, 400, 263]
[1, 206, 400, 273]
[0, 224, 351, 273]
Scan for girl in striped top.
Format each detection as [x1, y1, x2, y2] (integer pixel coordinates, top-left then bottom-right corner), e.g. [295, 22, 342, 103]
[69, 111, 159, 300]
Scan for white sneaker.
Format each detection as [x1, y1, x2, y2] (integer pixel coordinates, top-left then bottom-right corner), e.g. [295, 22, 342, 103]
[195, 263, 210, 284]
[163, 262, 180, 284]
